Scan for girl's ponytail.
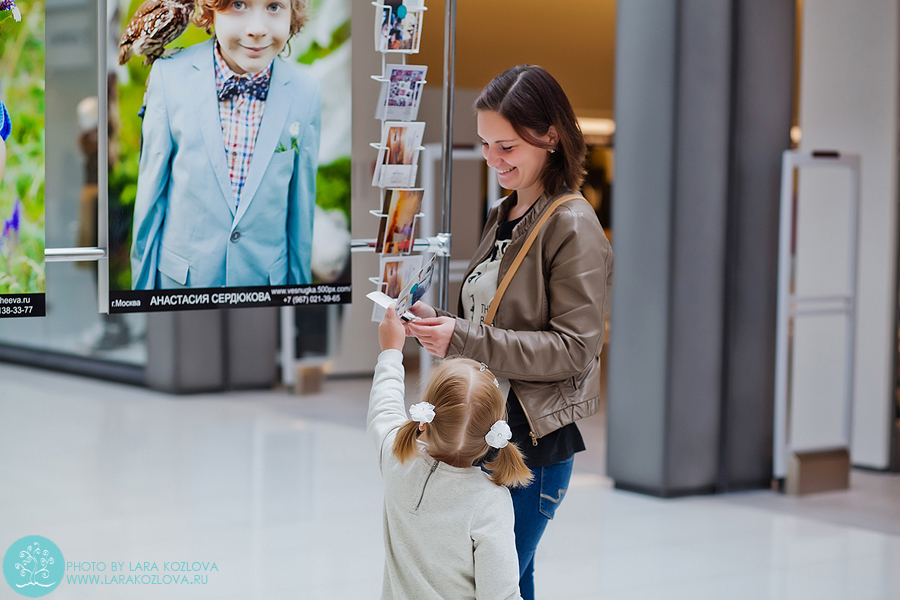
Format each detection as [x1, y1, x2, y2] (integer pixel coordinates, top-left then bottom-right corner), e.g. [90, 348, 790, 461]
[392, 420, 421, 463]
[484, 442, 533, 488]
[388, 358, 535, 486]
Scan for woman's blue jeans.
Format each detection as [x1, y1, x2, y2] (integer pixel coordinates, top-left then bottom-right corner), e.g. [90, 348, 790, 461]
[509, 456, 574, 600]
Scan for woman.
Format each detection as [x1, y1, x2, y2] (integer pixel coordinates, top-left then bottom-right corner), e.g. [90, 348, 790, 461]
[407, 65, 614, 599]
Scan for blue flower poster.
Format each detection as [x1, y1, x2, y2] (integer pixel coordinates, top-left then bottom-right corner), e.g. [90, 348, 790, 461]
[0, 0, 45, 318]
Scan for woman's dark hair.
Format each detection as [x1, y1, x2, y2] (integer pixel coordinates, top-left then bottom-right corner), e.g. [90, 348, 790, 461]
[475, 65, 586, 195]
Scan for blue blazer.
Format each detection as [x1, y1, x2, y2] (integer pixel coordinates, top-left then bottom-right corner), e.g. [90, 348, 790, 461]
[131, 39, 321, 290]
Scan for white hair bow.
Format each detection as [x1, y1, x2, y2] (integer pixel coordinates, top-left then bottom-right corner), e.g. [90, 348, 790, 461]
[409, 402, 435, 425]
[485, 420, 512, 449]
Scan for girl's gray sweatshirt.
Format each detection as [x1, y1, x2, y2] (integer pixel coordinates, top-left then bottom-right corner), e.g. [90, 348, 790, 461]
[367, 349, 522, 600]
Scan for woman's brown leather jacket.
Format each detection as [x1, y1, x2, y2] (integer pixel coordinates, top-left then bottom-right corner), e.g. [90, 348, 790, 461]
[440, 190, 614, 439]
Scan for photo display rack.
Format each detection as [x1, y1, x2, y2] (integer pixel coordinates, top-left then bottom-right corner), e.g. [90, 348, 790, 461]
[358, 0, 450, 321]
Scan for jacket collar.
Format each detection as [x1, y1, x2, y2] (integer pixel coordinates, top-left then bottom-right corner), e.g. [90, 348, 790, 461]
[234, 56, 293, 224]
[192, 39, 235, 215]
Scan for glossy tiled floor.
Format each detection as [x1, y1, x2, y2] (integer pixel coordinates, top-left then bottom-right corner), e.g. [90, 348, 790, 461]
[1, 362, 898, 599]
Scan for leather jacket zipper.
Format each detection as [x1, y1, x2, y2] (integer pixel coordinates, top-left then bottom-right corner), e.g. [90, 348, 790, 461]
[511, 382, 539, 446]
[415, 460, 439, 511]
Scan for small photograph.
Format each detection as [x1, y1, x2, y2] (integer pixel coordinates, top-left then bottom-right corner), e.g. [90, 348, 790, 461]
[375, 188, 423, 255]
[394, 254, 434, 315]
[379, 254, 423, 299]
[370, 254, 422, 321]
[375, 64, 427, 121]
[372, 121, 424, 187]
[375, 0, 424, 53]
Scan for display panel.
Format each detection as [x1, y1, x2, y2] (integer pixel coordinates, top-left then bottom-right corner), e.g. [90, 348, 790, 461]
[107, 0, 351, 313]
[0, 0, 46, 318]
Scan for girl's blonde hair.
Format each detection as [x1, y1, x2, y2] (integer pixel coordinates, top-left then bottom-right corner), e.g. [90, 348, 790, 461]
[392, 358, 533, 488]
[193, 0, 311, 37]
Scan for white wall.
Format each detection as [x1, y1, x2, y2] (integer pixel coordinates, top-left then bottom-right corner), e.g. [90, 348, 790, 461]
[795, 0, 898, 468]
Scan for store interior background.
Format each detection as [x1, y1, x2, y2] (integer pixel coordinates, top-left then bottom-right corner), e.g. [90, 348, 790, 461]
[0, 0, 898, 481]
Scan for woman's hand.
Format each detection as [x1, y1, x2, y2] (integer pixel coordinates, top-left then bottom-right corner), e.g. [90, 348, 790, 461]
[379, 305, 406, 352]
[408, 301, 437, 320]
[407, 317, 455, 358]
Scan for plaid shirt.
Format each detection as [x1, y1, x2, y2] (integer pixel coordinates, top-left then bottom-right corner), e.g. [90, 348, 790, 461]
[214, 43, 272, 209]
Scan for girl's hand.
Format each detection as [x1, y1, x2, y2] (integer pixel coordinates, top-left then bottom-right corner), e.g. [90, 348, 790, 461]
[379, 306, 406, 352]
[407, 317, 455, 358]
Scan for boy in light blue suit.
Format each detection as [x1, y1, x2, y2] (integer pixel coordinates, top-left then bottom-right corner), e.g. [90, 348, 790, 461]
[131, 0, 321, 290]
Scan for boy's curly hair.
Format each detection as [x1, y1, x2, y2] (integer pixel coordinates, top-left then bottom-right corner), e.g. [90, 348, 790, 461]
[193, 0, 311, 37]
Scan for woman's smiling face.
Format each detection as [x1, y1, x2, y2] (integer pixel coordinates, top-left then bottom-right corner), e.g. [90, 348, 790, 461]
[477, 110, 555, 200]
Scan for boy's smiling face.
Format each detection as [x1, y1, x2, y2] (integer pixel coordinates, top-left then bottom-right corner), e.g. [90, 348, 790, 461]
[215, 0, 291, 75]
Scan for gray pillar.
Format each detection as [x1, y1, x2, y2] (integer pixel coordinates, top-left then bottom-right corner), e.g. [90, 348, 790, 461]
[146, 307, 279, 393]
[607, 0, 794, 496]
[146, 310, 225, 394]
[720, 0, 795, 490]
[224, 307, 279, 389]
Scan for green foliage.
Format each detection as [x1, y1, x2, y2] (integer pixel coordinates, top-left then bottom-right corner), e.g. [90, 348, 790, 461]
[296, 19, 350, 65]
[0, 0, 46, 294]
[316, 156, 350, 218]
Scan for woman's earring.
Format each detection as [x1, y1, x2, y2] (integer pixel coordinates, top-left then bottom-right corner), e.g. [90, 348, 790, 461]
[549, 148, 556, 154]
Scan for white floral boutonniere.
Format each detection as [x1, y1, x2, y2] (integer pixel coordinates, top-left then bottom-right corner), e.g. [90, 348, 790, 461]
[275, 121, 302, 154]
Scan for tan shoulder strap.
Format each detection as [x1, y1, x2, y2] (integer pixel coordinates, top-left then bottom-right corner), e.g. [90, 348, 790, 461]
[484, 194, 581, 326]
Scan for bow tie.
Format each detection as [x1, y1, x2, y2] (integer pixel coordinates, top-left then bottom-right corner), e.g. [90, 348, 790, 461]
[218, 74, 270, 102]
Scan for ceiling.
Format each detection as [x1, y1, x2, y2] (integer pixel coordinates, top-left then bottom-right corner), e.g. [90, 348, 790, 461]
[416, 0, 617, 118]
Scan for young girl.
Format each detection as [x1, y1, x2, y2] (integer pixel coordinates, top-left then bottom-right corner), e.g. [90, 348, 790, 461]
[368, 306, 531, 600]
[130, 0, 320, 290]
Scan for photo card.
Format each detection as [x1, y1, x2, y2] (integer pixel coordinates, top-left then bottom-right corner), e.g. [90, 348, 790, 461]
[375, 0, 424, 53]
[375, 188, 424, 255]
[370, 254, 423, 321]
[372, 121, 425, 188]
[395, 254, 435, 314]
[379, 254, 423, 298]
[368, 254, 435, 321]
[375, 64, 427, 121]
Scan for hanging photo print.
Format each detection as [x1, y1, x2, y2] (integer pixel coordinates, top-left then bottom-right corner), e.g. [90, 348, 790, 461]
[374, 0, 424, 54]
[372, 121, 424, 187]
[367, 254, 434, 321]
[108, 0, 352, 313]
[375, 188, 423, 255]
[370, 253, 422, 321]
[375, 64, 426, 121]
[0, 0, 45, 318]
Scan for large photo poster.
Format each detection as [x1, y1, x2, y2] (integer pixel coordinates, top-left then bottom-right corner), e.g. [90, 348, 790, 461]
[108, 0, 351, 313]
[0, 0, 45, 318]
